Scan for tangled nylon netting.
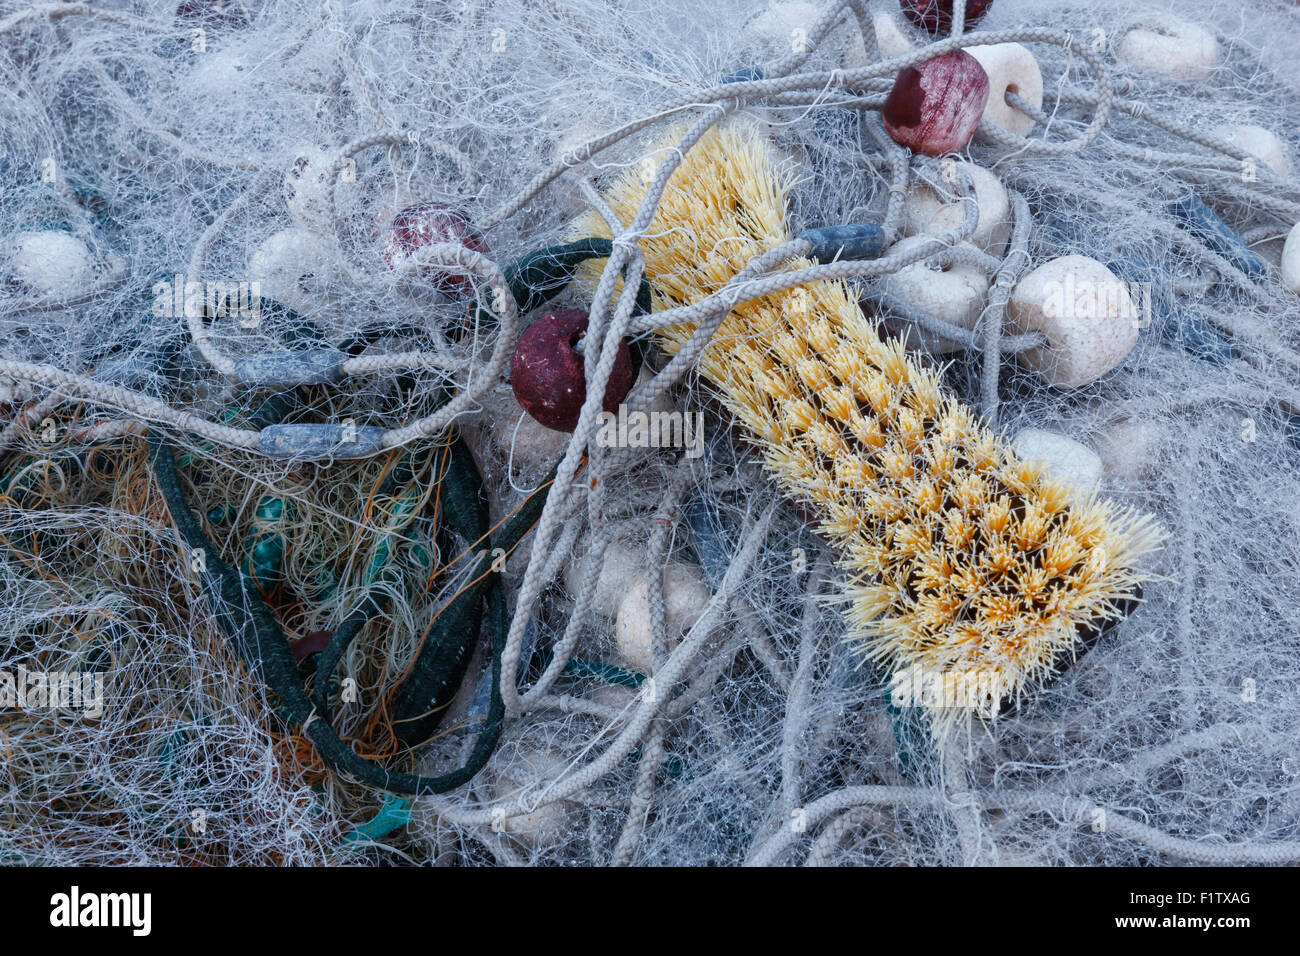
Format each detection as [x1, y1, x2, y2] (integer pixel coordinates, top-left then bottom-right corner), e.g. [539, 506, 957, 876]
[1, 0, 1299, 866]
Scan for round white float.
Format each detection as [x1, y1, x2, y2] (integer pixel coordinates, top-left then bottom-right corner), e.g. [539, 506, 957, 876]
[1011, 428, 1103, 498]
[247, 227, 341, 318]
[1116, 15, 1220, 82]
[563, 539, 645, 620]
[744, 2, 822, 60]
[283, 144, 338, 230]
[966, 42, 1043, 138]
[1280, 222, 1300, 294]
[1215, 124, 1290, 179]
[4, 230, 96, 297]
[1006, 255, 1140, 387]
[614, 563, 711, 673]
[871, 9, 915, 59]
[490, 749, 573, 847]
[880, 236, 990, 354]
[902, 161, 1011, 255]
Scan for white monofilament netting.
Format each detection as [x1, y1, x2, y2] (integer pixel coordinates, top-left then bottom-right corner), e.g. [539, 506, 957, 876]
[1, 0, 1299, 866]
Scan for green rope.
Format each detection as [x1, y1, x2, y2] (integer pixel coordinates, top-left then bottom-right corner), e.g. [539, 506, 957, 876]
[148, 432, 515, 796]
[387, 460, 557, 749]
[471, 237, 653, 322]
[308, 446, 433, 719]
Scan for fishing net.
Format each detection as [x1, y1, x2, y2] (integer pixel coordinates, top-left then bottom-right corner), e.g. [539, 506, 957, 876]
[1, 0, 1298, 866]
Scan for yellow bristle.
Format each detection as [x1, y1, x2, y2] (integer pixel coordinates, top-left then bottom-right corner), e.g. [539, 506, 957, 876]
[913, 480, 943, 516]
[795, 357, 833, 394]
[943, 512, 977, 551]
[573, 120, 1162, 720]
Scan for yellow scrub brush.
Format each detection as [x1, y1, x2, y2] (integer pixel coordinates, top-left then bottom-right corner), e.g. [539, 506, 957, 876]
[575, 121, 1161, 723]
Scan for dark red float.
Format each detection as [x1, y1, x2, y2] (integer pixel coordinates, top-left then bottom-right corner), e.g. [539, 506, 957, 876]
[382, 201, 489, 296]
[882, 49, 989, 156]
[510, 308, 634, 433]
[899, 0, 994, 35]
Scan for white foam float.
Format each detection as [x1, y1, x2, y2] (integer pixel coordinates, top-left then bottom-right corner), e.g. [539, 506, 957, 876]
[1011, 428, 1103, 498]
[1006, 255, 1140, 387]
[3, 230, 97, 297]
[1281, 222, 1300, 293]
[966, 42, 1043, 138]
[1116, 15, 1220, 82]
[902, 161, 1012, 255]
[880, 236, 990, 354]
[247, 226, 342, 318]
[614, 563, 712, 673]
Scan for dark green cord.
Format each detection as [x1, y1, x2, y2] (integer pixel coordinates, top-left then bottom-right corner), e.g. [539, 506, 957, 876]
[148, 431, 510, 795]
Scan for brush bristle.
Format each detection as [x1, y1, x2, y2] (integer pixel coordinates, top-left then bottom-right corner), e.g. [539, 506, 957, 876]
[576, 121, 1162, 719]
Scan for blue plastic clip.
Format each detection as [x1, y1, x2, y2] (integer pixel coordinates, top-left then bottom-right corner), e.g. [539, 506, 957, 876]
[799, 223, 887, 262]
[258, 423, 386, 459]
[234, 350, 347, 387]
[1168, 193, 1268, 279]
